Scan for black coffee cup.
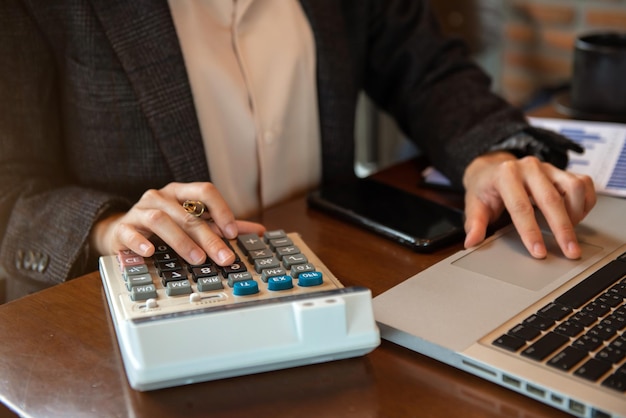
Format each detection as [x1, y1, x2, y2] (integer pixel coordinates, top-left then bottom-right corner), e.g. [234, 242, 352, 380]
[556, 32, 626, 122]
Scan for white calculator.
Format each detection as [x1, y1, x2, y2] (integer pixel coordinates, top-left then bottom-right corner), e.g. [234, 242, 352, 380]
[99, 230, 380, 391]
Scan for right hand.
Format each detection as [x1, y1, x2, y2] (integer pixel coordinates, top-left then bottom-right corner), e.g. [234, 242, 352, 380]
[90, 182, 266, 266]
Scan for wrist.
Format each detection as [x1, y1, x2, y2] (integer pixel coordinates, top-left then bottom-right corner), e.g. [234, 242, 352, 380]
[89, 212, 124, 257]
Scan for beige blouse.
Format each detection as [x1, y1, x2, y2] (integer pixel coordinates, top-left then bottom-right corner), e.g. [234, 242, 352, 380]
[168, 0, 321, 218]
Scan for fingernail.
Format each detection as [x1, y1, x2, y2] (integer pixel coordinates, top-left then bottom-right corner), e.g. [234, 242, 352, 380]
[218, 248, 233, 264]
[139, 243, 151, 255]
[568, 241, 581, 258]
[224, 223, 237, 239]
[533, 243, 547, 258]
[190, 249, 205, 265]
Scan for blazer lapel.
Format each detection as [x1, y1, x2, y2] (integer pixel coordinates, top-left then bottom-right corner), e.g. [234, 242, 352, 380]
[299, 0, 358, 183]
[88, 0, 210, 183]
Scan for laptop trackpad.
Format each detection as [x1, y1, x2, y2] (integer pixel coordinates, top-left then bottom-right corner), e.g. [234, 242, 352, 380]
[452, 228, 603, 291]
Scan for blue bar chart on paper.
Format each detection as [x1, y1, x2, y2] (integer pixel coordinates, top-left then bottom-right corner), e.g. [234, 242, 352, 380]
[529, 117, 626, 197]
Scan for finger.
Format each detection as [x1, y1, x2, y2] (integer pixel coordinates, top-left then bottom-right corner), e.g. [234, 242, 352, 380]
[144, 184, 238, 265]
[463, 195, 491, 248]
[495, 160, 548, 259]
[550, 170, 596, 225]
[140, 207, 217, 265]
[167, 182, 238, 239]
[235, 220, 267, 236]
[519, 162, 582, 259]
[114, 222, 155, 258]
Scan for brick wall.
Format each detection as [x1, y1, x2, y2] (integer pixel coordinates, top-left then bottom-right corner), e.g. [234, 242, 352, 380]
[501, 0, 626, 107]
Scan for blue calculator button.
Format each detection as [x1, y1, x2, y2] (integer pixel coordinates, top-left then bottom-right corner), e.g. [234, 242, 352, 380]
[267, 275, 294, 291]
[297, 271, 323, 287]
[233, 280, 259, 296]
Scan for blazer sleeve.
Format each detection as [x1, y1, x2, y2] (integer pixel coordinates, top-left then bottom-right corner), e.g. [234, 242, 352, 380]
[0, 1, 131, 288]
[360, 0, 533, 188]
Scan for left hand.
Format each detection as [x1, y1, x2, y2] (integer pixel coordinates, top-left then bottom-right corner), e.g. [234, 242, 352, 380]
[462, 152, 596, 259]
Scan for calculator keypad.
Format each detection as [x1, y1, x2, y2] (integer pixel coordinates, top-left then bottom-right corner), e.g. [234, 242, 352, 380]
[115, 231, 339, 313]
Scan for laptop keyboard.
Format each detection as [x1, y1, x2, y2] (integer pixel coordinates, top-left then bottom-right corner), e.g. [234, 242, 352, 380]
[493, 251, 626, 393]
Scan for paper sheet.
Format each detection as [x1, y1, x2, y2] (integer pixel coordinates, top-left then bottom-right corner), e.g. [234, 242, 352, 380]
[528, 117, 626, 197]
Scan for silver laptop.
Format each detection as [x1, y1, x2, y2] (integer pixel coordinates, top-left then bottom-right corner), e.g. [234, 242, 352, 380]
[374, 194, 626, 418]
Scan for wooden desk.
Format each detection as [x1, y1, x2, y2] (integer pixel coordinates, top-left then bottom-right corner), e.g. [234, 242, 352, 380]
[0, 161, 569, 418]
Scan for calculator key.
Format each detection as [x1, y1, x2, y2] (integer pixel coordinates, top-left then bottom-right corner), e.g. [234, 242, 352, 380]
[222, 262, 247, 276]
[157, 260, 183, 273]
[126, 273, 153, 290]
[227, 271, 253, 287]
[276, 245, 300, 260]
[190, 265, 219, 281]
[261, 267, 287, 283]
[264, 229, 286, 242]
[161, 270, 186, 286]
[269, 237, 293, 250]
[298, 271, 323, 287]
[237, 234, 266, 255]
[118, 253, 144, 268]
[197, 276, 224, 292]
[166, 280, 192, 296]
[268, 275, 294, 291]
[291, 263, 315, 277]
[124, 264, 149, 278]
[282, 254, 308, 268]
[131, 284, 157, 301]
[247, 248, 273, 262]
[154, 252, 178, 263]
[233, 280, 259, 296]
[254, 256, 280, 273]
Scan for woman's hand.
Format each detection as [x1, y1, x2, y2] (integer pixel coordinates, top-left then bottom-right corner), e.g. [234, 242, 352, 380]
[462, 152, 596, 259]
[90, 182, 266, 266]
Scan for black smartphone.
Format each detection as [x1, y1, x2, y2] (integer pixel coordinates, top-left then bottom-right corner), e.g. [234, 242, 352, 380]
[307, 178, 466, 252]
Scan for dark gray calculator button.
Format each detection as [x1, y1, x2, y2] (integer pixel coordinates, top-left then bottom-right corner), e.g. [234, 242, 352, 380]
[228, 271, 253, 287]
[166, 280, 192, 296]
[261, 267, 287, 283]
[131, 284, 157, 301]
[237, 234, 266, 255]
[290, 263, 315, 276]
[248, 248, 273, 262]
[254, 256, 280, 273]
[197, 276, 224, 292]
[126, 273, 153, 290]
[276, 245, 300, 260]
[264, 229, 286, 242]
[269, 237, 293, 250]
[124, 264, 149, 278]
[282, 253, 308, 268]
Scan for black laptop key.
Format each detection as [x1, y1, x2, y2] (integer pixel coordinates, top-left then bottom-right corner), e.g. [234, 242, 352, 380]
[493, 334, 526, 352]
[537, 302, 572, 320]
[574, 358, 612, 382]
[572, 334, 603, 352]
[508, 323, 541, 341]
[602, 372, 626, 392]
[523, 314, 554, 331]
[569, 311, 599, 328]
[554, 321, 584, 338]
[548, 346, 588, 371]
[521, 332, 569, 361]
[555, 260, 626, 309]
